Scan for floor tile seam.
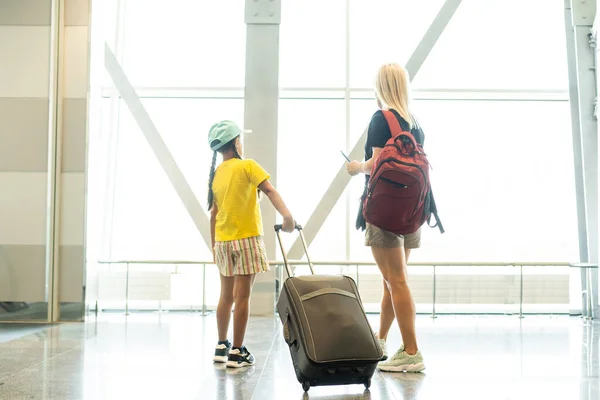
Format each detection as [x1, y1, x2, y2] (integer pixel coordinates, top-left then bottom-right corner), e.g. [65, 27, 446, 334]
[250, 325, 281, 400]
[379, 371, 410, 400]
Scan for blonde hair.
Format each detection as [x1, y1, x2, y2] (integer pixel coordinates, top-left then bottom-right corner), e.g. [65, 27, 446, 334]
[375, 63, 413, 129]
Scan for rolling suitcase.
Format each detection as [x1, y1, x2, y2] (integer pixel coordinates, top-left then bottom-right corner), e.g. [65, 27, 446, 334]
[275, 224, 384, 393]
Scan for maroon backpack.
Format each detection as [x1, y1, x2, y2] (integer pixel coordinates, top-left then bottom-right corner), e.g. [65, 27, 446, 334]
[362, 110, 444, 235]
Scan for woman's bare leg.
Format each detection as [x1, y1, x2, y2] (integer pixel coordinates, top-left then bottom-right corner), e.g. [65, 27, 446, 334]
[377, 248, 412, 340]
[372, 246, 418, 355]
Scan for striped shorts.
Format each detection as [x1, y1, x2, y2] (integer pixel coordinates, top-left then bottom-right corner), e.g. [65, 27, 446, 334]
[214, 236, 270, 277]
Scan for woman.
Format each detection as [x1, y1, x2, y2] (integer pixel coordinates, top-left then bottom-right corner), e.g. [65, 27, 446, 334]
[346, 63, 425, 373]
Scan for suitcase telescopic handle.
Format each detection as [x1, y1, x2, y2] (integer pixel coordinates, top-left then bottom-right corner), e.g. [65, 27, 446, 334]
[274, 223, 303, 232]
[274, 224, 315, 277]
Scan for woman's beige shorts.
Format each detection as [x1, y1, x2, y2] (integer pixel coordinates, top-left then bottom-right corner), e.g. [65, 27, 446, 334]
[365, 224, 421, 249]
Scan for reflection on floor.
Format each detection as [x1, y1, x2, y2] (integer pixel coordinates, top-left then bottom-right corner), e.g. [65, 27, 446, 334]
[0, 323, 49, 344]
[0, 302, 84, 322]
[0, 313, 597, 399]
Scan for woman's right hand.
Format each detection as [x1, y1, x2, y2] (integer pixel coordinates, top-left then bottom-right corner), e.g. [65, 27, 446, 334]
[347, 160, 362, 176]
[282, 215, 295, 233]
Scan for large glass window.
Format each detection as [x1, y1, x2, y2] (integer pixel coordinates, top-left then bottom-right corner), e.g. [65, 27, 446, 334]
[275, 0, 575, 313]
[349, 0, 445, 88]
[349, 99, 579, 263]
[279, 0, 346, 87]
[88, 0, 577, 314]
[412, 0, 568, 90]
[277, 99, 346, 259]
[108, 99, 243, 261]
[88, 0, 246, 312]
[122, 0, 246, 87]
[90, 0, 246, 262]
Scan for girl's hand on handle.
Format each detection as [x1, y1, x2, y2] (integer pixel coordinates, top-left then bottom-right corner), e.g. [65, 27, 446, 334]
[347, 160, 362, 176]
[282, 215, 295, 233]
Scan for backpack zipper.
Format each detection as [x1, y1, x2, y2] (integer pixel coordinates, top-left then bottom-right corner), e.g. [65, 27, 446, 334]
[370, 158, 428, 191]
[367, 158, 429, 220]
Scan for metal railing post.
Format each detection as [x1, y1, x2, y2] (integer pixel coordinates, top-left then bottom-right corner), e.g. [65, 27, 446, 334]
[432, 265, 437, 319]
[201, 263, 208, 316]
[519, 264, 524, 319]
[586, 267, 594, 320]
[125, 262, 130, 316]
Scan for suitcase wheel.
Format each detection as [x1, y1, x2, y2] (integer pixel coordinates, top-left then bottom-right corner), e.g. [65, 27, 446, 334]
[364, 378, 371, 389]
[302, 381, 310, 392]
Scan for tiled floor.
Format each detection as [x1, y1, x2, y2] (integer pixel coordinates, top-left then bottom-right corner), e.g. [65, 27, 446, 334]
[0, 323, 49, 344]
[0, 313, 597, 399]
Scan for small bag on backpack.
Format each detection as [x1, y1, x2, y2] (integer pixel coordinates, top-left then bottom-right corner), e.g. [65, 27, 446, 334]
[362, 110, 444, 235]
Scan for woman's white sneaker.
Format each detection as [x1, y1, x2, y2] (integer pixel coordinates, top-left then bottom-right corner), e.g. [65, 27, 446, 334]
[377, 338, 388, 360]
[377, 347, 425, 373]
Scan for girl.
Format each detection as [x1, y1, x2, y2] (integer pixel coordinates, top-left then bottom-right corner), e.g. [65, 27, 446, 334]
[346, 63, 426, 373]
[208, 120, 295, 368]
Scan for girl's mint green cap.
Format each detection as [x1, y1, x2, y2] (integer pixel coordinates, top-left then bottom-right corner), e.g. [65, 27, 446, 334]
[208, 120, 251, 151]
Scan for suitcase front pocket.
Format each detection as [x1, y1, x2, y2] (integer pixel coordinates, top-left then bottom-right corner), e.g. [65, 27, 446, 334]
[296, 288, 378, 363]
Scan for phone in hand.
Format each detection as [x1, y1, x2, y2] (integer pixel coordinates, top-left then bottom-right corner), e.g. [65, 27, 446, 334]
[340, 150, 351, 163]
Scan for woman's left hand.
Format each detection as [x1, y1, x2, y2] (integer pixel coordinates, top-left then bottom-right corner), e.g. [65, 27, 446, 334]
[347, 161, 362, 176]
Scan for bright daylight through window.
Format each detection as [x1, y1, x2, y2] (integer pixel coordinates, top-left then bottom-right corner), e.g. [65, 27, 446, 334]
[86, 0, 580, 315]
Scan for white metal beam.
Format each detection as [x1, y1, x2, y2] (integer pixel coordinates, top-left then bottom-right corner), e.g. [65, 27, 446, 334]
[404, 0, 463, 80]
[104, 44, 212, 251]
[244, 0, 281, 315]
[287, 0, 463, 260]
[565, 0, 591, 266]
[565, 0, 598, 316]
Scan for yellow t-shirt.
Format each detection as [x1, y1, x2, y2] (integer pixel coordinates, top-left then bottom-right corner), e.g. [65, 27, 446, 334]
[212, 158, 271, 242]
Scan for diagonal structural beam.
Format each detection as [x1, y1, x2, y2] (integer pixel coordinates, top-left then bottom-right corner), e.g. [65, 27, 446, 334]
[405, 0, 463, 79]
[288, 0, 463, 259]
[104, 44, 212, 250]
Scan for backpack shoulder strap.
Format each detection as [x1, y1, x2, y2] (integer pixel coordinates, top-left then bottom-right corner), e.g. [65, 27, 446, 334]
[427, 191, 445, 234]
[381, 110, 403, 139]
[382, 110, 420, 150]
